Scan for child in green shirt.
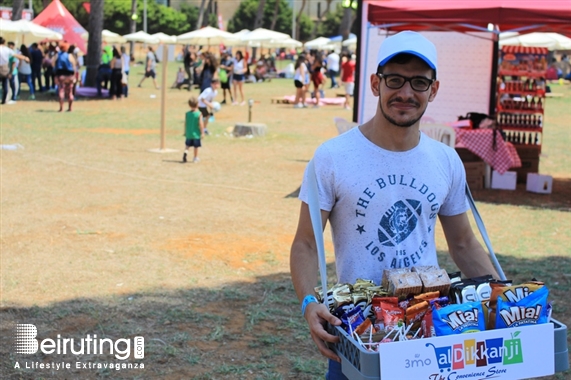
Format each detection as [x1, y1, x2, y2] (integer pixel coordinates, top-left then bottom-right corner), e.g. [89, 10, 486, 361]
[183, 95, 204, 163]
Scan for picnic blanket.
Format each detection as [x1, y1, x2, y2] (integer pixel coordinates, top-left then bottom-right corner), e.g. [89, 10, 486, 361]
[283, 95, 345, 106]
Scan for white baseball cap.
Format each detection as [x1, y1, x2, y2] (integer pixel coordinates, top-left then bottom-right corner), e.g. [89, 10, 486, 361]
[377, 31, 438, 73]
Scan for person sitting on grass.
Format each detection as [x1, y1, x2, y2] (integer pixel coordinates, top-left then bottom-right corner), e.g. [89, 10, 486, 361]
[182, 95, 204, 164]
[197, 78, 219, 135]
[172, 67, 186, 89]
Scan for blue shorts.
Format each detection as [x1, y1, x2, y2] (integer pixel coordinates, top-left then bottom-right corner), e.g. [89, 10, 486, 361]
[326, 359, 349, 380]
[233, 73, 245, 82]
[185, 138, 201, 148]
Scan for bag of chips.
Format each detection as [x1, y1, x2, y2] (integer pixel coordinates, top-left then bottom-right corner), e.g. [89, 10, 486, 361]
[433, 301, 486, 335]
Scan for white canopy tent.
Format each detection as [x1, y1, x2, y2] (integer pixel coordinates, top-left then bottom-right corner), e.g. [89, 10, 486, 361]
[500, 32, 571, 51]
[177, 26, 238, 46]
[152, 32, 177, 45]
[232, 29, 251, 38]
[264, 38, 303, 49]
[81, 29, 126, 44]
[342, 36, 357, 50]
[123, 31, 160, 44]
[0, 19, 63, 45]
[240, 28, 290, 43]
[304, 36, 335, 50]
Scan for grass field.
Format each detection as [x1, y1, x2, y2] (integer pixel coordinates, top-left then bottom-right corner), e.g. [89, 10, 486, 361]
[1, 60, 570, 379]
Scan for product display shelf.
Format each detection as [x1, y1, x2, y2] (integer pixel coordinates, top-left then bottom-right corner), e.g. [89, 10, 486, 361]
[497, 45, 548, 181]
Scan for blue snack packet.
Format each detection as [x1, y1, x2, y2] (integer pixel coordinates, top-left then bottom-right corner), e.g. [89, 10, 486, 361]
[495, 285, 549, 329]
[340, 305, 365, 333]
[432, 301, 486, 336]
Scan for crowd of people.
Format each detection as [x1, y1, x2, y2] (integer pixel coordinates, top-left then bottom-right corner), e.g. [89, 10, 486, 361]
[292, 50, 355, 109]
[1, 39, 356, 115]
[170, 46, 356, 111]
[0, 38, 83, 110]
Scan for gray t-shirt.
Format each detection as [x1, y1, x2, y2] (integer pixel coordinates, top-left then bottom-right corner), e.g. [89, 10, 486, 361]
[299, 128, 468, 284]
[146, 51, 156, 71]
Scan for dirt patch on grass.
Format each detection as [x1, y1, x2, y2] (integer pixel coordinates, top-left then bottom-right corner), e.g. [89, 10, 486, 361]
[69, 128, 159, 135]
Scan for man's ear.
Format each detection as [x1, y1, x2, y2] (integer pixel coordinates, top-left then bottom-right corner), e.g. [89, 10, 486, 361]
[428, 80, 439, 102]
[370, 73, 381, 97]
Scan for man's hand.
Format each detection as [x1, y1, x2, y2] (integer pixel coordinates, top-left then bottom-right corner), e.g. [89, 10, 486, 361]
[304, 302, 342, 362]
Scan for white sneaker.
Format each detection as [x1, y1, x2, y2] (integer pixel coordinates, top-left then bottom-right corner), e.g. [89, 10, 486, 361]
[193, 157, 200, 163]
[7, 100, 16, 105]
[293, 103, 304, 109]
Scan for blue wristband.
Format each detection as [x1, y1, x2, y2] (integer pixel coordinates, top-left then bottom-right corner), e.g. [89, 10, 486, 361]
[301, 295, 318, 316]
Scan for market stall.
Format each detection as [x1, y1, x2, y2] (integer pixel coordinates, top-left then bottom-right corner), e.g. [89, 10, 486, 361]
[354, 0, 571, 189]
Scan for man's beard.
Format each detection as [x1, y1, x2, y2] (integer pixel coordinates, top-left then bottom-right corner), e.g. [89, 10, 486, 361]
[379, 96, 425, 128]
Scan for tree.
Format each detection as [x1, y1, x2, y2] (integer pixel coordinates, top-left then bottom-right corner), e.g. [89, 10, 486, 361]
[85, 0, 104, 87]
[180, 3, 199, 30]
[294, 0, 306, 41]
[254, 0, 266, 29]
[129, 0, 137, 55]
[339, 6, 355, 40]
[0, 0, 46, 16]
[269, 0, 280, 30]
[310, 0, 333, 39]
[11, 0, 23, 20]
[196, 0, 207, 29]
[227, 0, 313, 41]
[320, 3, 357, 38]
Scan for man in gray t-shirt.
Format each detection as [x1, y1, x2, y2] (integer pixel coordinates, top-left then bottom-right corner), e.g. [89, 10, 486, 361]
[137, 46, 159, 89]
[290, 31, 501, 380]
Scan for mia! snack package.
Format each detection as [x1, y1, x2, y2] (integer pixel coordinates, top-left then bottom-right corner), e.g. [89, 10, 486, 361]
[495, 285, 550, 329]
[432, 301, 486, 335]
[487, 281, 544, 329]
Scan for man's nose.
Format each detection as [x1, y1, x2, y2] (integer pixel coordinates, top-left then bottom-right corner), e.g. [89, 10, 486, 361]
[397, 80, 417, 95]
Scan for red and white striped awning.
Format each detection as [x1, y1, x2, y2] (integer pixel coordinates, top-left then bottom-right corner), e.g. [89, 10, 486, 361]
[501, 45, 549, 55]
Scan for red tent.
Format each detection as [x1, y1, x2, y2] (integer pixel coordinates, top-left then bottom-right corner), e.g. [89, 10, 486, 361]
[367, 0, 571, 36]
[33, 0, 87, 52]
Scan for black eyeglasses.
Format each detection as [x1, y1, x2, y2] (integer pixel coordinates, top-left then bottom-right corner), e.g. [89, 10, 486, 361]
[376, 73, 434, 92]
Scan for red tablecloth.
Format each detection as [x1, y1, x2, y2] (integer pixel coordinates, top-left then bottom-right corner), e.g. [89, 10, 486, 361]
[455, 128, 522, 174]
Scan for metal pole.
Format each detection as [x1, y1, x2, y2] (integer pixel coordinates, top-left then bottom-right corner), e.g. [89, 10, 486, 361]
[291, 0, 295, 40]
[144, 0, 148, 33]
[160, 44, 168, 150]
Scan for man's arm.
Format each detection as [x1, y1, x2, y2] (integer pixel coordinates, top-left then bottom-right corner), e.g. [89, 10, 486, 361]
[290, 202, 342, 362]
[14, 53, 29, 62]
[439, 212, 500, 279]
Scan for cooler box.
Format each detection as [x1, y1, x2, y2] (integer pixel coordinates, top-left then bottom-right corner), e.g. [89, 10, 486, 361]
[329, 318, 568, 380]
[491, 170, 517, 190]
[526, 173, 553, 194]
